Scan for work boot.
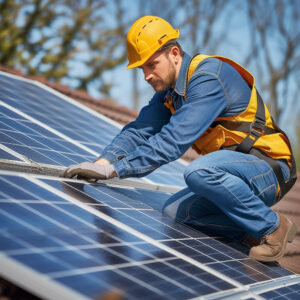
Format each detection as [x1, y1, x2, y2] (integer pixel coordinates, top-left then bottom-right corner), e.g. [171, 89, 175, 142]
[244, 235, 261, 247]
[249, 213, 297, 262]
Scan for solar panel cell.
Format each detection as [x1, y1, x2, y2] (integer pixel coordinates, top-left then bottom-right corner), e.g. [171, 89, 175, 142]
[11, 252, 71, 273]
[260, 284, 300, 299]
[0, 234, 25, 251]
[56, 274, 109, 298]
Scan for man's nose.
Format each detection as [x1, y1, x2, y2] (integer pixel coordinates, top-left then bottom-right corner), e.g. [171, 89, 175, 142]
[144, 70, 153, 82]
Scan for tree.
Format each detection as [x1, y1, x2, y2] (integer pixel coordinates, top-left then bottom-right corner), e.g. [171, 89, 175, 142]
[0, 0, 128, 97]
[177, 0, 229, 54]
[245, 0, 300, 125]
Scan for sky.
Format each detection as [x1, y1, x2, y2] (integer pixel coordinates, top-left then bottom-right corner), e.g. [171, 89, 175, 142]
[89, 1, 299, 144]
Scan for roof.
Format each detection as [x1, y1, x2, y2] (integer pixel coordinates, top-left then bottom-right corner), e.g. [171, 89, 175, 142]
[273, 176, 300, 274]
[0, 65, 299, 274]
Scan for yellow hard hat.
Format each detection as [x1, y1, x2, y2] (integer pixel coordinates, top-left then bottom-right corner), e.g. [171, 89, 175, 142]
[126, 16, 179, 69]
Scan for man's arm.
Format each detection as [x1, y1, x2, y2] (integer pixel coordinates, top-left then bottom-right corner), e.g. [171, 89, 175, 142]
[61, 92, 171, 179]
[113, 72, 229, 178]
[97, 92, 171, 164]
[62, 73, 226, 180]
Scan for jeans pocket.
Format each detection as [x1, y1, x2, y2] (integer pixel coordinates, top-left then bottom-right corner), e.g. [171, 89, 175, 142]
[250, 171, 278, 207]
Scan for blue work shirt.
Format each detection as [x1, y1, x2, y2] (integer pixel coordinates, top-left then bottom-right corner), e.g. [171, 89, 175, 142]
[100, 52, 252, 178]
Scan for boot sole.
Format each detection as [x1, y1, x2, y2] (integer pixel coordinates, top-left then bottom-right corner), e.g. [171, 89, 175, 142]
[249, 220, 297, 262]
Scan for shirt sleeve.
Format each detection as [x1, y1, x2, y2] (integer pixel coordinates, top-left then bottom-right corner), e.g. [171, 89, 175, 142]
[99, 92, 171, 163]
[113, 71, 228, 178]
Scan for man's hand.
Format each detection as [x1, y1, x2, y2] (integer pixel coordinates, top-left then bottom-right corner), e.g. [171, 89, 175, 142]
[61, 162, 116, 180]
[94, 158, 110, 165]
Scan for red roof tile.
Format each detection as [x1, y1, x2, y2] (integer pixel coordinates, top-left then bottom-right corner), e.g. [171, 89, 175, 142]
[273, 175, 300, 273]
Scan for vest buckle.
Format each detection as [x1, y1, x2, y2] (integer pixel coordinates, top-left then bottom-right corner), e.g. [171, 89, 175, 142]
[250, 122, 264, 138]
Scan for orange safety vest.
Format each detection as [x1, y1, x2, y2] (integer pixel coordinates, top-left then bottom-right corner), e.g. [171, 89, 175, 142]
[164, 54, 297, 200]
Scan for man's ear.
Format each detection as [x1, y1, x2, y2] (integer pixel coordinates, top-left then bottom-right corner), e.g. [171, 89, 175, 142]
[170, 46, 180, 64]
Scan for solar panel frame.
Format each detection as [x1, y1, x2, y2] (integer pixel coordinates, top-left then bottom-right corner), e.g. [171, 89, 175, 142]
[0, 144, 26, 162]
[0, 255, 89, 300]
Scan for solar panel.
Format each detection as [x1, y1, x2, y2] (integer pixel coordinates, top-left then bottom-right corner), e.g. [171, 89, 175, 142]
[0, 72, 185, 187]
[0, 71, 299, 299]
[259, 283, 300, 299]
[1, 171, 299, 299]
[0, 145, 23, 161]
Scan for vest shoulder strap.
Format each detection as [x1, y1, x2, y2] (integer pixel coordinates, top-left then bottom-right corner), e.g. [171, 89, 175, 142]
[187, 54, 210, 83]
[184, 54, 255, 99]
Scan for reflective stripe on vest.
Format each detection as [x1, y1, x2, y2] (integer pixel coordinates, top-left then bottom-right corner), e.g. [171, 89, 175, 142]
[164, 54, 297, 199]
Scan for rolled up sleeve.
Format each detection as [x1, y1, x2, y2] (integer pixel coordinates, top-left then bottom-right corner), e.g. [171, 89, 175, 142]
[100, 92, 171, 163]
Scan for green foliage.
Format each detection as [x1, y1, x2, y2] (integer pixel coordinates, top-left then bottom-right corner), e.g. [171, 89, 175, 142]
[0, 0, 127, 96]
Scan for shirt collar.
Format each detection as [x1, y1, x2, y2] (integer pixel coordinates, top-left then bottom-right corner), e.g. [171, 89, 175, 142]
[173, 52, 192, 96]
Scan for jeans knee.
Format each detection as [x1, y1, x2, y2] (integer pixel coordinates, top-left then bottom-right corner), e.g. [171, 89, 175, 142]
[184, 165, 213, 191]
[184, 163, 198, 180]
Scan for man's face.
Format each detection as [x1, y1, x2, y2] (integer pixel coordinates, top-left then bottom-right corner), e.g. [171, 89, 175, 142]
[139, 50, 177, 93]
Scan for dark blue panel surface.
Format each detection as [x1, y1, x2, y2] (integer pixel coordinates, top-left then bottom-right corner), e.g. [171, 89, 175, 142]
[0, 173, 234, 299]
[260, 283, 300, 299]
[1, 173, 298, 300]
[0, 113, 96, 165]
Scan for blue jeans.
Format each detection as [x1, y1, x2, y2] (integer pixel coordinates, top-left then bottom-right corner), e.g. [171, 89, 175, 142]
[163, 150, 290, 241]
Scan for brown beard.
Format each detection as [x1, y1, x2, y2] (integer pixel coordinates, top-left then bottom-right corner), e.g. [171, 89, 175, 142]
[149, 58, 176, 93]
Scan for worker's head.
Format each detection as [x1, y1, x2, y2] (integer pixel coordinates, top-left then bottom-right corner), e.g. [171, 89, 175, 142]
[126, 16, 183, 92]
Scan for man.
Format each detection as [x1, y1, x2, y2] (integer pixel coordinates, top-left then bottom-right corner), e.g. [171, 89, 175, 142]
[62, 16, 297, 262]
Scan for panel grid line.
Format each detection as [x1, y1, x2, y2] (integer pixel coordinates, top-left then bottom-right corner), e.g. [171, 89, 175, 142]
[0, 177, 225, 296]
[0, 144, 29, 162]
[28, 176, 249, 292]
[0, 100, 99, 156]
